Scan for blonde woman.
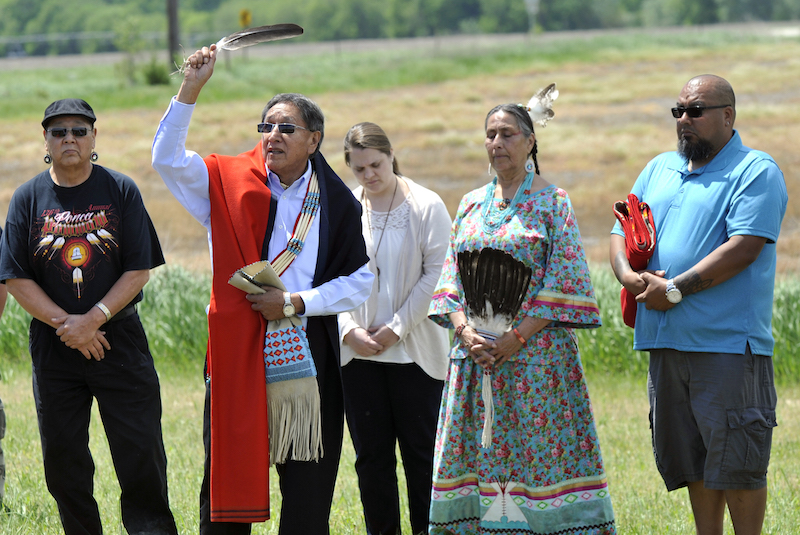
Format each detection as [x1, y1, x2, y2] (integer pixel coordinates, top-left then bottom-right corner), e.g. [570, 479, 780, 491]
[340, 122, 451, 535]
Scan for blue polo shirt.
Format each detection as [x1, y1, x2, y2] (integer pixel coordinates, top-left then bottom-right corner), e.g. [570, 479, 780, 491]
[611, 131, 787, 356]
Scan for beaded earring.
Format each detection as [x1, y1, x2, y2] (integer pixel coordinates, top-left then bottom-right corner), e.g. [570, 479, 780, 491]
[525, 159, 534, 173]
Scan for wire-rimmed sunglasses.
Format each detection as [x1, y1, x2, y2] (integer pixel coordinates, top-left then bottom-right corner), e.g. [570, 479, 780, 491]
[671, 104, 730, 119]
[257, 122, 309, 134]
[47, 127, 90, 138]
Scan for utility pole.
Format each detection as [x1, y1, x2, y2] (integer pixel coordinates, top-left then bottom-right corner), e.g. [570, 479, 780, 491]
[167, 0, 180, 67]
[524, 0, 540, 32]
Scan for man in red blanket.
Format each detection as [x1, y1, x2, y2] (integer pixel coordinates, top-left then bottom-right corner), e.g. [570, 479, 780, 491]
[152, 45, 373, 534]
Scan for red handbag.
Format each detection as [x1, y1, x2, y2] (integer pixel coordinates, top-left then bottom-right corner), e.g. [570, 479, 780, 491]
[613, 193, 656, 327]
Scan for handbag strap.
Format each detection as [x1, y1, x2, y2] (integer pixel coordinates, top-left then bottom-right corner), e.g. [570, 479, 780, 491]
[271, 171, 321, 276]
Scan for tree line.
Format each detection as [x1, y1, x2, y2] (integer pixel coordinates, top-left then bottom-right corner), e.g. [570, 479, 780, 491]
[1, 0, 798, 57]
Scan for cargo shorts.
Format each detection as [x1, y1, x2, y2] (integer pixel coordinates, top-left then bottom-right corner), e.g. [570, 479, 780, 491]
[648, 345, 777, 491]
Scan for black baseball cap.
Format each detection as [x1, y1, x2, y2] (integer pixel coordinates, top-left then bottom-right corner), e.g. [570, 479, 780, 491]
[42, 99, 96, 128]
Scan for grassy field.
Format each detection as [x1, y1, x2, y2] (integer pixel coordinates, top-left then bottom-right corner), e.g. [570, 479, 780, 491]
[1, 368, 798, 534]
[1, 24, 799, 271]
[2, 23, 800, 534]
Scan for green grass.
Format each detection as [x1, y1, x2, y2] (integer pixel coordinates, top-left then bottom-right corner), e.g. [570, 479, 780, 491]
[576, 266, 644, 376]
[136, 265, 211, 373]
[1, 371, 797, 534]
[0, 366, 392, 534]
[770, 277, 800, 381]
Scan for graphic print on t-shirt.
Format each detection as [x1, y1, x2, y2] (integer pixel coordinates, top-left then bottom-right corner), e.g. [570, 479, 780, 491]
[34, 205, 119, 299]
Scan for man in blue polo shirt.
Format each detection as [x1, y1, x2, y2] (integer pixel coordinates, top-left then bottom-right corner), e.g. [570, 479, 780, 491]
[610, 74, 786, 535]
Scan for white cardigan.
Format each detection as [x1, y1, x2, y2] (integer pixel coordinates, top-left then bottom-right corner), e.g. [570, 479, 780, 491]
[339, 178, 452, 380]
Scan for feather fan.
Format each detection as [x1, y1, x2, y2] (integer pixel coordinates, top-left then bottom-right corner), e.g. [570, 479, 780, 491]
[215, 23, 303, 51]
[457, 248, 532, 340]
[457, 248, 531, 448]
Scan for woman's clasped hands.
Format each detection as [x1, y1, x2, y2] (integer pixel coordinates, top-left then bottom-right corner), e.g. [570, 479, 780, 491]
[460, 325, 523, 370]
[343, 325, 400, 357]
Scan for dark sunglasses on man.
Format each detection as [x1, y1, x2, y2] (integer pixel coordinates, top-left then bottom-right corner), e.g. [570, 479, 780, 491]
[671, 104, 730, 119]
[47, 127, 90, 138]
[257, 122, 309, 134]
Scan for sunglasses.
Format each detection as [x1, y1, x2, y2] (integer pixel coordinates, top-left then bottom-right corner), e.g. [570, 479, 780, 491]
[671, 104, 730, 119]
[47, 127, 90, 137]
[257, 123, 309, 134]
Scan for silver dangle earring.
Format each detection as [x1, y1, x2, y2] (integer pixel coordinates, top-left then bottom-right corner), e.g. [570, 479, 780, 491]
[488, 163, 493, 175]
[44, 153, 52, 164]
[525, 159, 534, 173]
[91, 151, 99, 162]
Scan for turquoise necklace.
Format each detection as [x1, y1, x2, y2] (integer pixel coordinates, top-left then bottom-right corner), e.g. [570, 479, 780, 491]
[481, 172, 534, 233]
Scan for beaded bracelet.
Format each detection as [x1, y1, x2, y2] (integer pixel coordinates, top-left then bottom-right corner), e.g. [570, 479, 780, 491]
[455, 324, 467, 340]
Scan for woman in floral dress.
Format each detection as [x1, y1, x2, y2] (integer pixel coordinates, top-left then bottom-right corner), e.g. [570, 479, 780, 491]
[428, 91, 616, 535]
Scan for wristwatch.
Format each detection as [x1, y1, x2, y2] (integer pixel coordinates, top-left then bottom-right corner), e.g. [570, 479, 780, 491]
[665, 279, 683, 304]
[282, 292, 296, 317]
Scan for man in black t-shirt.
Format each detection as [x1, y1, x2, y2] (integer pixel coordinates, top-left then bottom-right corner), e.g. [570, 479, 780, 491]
[0, 99, 177, 535]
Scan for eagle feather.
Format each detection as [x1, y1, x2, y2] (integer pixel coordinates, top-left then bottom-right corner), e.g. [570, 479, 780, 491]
[215, 23, 303, 51]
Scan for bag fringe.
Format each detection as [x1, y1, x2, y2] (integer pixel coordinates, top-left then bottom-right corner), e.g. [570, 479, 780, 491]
[267, 377, 323, 465]
[481, 371, 494, 448]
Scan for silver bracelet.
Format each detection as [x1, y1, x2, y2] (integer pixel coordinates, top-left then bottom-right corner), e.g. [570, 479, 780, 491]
[95, 302, 112, 322]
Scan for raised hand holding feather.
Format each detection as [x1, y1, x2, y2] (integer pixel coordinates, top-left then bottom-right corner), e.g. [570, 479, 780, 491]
[177, 23, 303, 73]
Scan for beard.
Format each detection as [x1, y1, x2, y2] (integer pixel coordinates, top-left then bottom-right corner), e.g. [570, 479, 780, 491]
[677, 135, 714, 163]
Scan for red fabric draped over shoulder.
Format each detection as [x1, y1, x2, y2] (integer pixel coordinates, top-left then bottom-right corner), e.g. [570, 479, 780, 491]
[205, 142, 271, 523]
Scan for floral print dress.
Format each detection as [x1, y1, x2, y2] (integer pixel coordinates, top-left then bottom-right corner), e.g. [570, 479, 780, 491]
[428, 182, 616, 535]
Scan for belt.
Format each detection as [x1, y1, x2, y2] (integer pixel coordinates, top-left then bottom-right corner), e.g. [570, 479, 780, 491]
[110, 304, 137, 322]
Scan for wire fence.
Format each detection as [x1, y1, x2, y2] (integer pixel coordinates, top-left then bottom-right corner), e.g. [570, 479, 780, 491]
[0, 31, 221, 58]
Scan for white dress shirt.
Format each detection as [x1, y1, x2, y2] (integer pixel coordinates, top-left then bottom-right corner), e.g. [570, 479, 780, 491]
[152, 96, 373, 321]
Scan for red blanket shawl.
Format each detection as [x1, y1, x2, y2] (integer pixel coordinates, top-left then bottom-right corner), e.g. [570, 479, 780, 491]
[205, 143, 271, 522]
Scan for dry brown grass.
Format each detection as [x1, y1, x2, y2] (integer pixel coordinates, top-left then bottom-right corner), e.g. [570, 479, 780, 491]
[2, 39, 799, 273]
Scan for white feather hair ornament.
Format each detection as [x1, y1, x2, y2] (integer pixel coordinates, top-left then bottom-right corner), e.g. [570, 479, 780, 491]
[523, 82, 559, 127]
[177, 23, 304, 73]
